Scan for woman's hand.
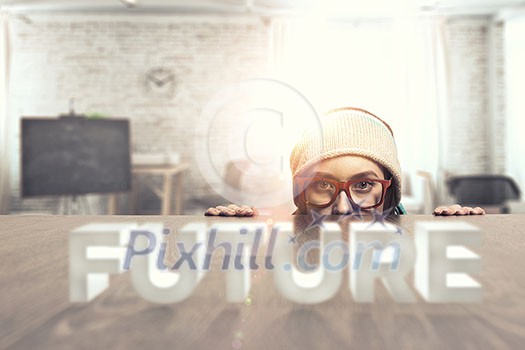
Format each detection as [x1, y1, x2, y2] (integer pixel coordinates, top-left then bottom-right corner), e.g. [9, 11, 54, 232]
[433, 204, 485, 216]
[204, 204, 259, 217]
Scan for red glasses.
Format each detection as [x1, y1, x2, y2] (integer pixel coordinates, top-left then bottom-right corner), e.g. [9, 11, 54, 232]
[296, 177, 392, 209]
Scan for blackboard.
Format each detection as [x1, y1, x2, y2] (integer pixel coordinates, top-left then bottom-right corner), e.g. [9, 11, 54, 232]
[21, 116, 131, 197]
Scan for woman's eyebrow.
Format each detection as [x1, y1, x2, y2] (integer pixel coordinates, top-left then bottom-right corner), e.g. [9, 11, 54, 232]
[312, 172, 339, 180]
[348, 171, 381, 180]
[312, 170, 381, 181]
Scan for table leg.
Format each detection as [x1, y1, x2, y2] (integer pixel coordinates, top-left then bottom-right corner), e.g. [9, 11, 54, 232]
[108, 194, 117, 215]
[175, 172, 184, 215]
[162, 173, 172, 215]
[131, 176, 139, 214]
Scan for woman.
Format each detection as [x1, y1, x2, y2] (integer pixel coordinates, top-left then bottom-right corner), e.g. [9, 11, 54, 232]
[205, 107, 484, 217]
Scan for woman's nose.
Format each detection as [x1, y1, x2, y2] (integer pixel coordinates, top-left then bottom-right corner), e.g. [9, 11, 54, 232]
[332, 191, 353, 215]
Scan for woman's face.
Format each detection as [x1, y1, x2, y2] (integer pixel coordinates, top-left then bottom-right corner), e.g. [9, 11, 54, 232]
[301, 155, 387, 216]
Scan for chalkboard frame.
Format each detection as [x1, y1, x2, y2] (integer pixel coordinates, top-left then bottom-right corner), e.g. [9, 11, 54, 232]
[21, 116, 132, 197]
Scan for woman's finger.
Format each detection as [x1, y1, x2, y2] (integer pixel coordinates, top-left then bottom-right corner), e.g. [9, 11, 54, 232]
[204, 207, 221, 216]
[433, 206, 447, 215]
[441, 207, 454, 215]
[228, 204, 241, 213]
[239, 205, 254, 217]
[448, 204, 463, 215]
[216, 205, 236, 216]
[456, 207, 470, 215]
[473, 207, 485, 215]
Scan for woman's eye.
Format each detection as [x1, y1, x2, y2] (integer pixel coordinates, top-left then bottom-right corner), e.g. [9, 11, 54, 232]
[315, 181, 332, 190]
[356, 181, 371, 190]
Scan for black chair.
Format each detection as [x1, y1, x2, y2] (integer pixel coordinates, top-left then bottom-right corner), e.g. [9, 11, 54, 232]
[447, 175, 521, 213]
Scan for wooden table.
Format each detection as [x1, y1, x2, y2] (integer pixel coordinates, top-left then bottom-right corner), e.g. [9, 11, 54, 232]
[1, 214, 525, 349]
[108, 163, 189, 215]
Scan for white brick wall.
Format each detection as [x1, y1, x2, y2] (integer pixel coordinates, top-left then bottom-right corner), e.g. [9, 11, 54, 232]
[444, 17, 505, 176]
[491, 22, 506, 174]
[8, 14, 270, 213]
[445, 18, 490, 174]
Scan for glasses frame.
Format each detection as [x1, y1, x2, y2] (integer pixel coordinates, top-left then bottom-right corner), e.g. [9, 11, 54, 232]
[297, 177, 392, 209]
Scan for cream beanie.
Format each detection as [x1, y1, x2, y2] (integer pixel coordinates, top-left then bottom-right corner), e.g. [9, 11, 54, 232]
[290, 107, 402, 207]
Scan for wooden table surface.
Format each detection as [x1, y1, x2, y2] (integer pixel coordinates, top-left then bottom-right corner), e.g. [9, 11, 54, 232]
[1, 214, 524, 349]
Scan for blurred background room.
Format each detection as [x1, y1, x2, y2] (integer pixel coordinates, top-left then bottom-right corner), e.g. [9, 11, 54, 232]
[1, 0, 525, 215]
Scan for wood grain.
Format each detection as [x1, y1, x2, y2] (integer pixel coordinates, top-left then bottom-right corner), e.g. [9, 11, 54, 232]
[1, 214, 524, 349]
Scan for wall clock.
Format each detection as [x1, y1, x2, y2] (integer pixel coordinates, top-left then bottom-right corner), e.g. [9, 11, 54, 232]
[144, 67, 176, 99]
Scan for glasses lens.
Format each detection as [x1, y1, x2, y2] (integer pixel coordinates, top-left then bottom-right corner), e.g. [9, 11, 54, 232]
[305, 179, 337, 206]
[350, 180, 384, 208]
[305, 179, 385, 207]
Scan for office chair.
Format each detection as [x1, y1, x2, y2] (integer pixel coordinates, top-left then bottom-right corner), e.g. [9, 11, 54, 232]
[447, 175, 521, 213]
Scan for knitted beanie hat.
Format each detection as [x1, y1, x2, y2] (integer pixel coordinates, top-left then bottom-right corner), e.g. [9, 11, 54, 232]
[289, 107, 402, 207]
